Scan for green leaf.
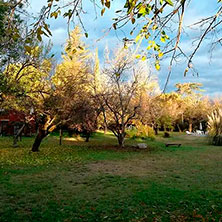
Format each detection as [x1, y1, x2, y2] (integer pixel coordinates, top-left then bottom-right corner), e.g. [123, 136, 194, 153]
[24, 45, 32, 54]
[12, 33, 20, 41]
[36, 27, 43, 41]
[164, 0, 174, 6]
[139, 5, 146, 15]
[50, 11, 58, 19]
[25, 38, 32, 44]
[37, 34, 42, 41]
[63, 9, 72, 19]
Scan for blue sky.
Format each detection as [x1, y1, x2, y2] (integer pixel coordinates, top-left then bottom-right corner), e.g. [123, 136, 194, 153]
[28, 0, 222, 97]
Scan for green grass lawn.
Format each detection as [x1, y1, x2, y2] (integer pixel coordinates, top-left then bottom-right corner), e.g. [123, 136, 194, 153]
[0, 132, 222, 221]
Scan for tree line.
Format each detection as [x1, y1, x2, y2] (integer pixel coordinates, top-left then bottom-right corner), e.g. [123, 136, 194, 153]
[1, 25, 222, 151]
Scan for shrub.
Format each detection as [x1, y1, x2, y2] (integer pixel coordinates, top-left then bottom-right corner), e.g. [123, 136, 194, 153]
[126, 122, 155, 141]
[125, 127, 138, 139]
[137, 124, 155, 140]
[208, 109, 222, 146]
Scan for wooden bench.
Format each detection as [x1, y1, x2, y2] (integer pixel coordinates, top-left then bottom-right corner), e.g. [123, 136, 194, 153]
[165, 143, 181, 147]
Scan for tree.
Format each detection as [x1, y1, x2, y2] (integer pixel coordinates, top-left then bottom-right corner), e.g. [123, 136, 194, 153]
[174, 83, 210, 132]
[130, 71, 161, 134]
[0, 42, 53, 147]
[139, 95, 162, 135]
[90, 48, 109, 134]
[31, 27, 93, 152]
[66, 96, 98, 142]
[157, 92, 184, 132]
[100, 47, 155, 147]
[0, 0, 28, 68]
[0, 0, 52, 109]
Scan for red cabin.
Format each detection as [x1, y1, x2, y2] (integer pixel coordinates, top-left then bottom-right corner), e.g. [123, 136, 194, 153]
[0, 109, 36, 136]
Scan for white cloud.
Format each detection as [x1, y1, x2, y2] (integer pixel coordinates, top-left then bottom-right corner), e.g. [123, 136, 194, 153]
[51, 28, 68, 46]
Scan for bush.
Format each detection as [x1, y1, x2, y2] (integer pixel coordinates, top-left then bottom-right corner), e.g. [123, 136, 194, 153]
[137, 124, 155, 140]
[208, 109, 222, 146]
[126, 123, 155, 141]
[125, 127, 138, 139]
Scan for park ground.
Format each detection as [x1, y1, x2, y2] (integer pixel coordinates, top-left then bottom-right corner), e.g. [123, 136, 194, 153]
[0, 132, 222, 221]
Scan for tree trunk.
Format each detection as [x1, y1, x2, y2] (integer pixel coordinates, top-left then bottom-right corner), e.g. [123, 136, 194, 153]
[32, 131, 46, 152]
[104, 125, 107, 134]
[59, 128, 62, 145]
[117, 134, 125, 148]
[85, 132, 90, 142]
[177, 124, 182, 133]
[189, 122, 192, 132]
[181, 113, 184, 123]
[164, 125, 166, 132]
[31, 114, 57, 152]
[154, 126, 158, 135]
[13, 123, 26, 148]
[102, 108, 108, 134]
[152, 123, 158, 135]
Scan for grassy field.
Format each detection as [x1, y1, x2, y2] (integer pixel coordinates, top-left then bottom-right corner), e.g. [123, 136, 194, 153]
[0, 132, 222, 221]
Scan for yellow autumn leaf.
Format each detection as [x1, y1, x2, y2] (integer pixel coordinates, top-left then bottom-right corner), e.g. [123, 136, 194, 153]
[152, 25, 157, 30]
[135, 34, 141, 43]
[101, 8, 105, 16]
[141, 56, 146, 61]
[158, 52, 164, 58]
[147, 45, 152, 50]
[155, 63, 160, 70]
[160, 37, 165, 43]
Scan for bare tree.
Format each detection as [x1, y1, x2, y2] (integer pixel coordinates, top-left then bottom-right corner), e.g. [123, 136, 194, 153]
[101, 47, 153, 147]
